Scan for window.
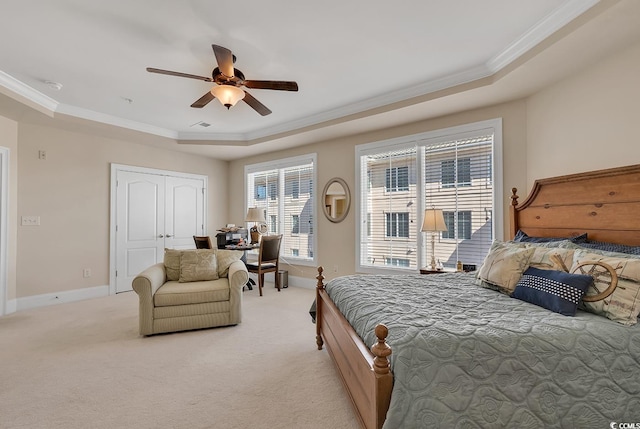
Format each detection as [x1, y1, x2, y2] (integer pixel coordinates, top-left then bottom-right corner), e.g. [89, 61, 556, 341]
[255, 184, 266, 200]
[292, 215, 299, 234]
[385, 258, 410, 267]
[292, 249, 299, 257]
[385, 212, 409, 238]
[442, 158, 471, 188]
[246, 154, 317, 265]
[443, 211, 471, 240]
[385, 166, 409, 192]
[356, 119, 502, 272]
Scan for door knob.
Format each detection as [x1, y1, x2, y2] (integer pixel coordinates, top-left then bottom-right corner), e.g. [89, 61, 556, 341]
[158, 234, 164, 238]
[166, 234, 173, 238]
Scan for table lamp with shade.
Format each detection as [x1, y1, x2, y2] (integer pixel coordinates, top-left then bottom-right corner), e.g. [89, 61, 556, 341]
[245, 207, 266, 244]
[421, 208, 448, 270]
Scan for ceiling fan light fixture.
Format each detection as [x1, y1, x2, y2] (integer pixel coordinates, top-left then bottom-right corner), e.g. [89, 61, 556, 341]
[211, 85, 244, 109]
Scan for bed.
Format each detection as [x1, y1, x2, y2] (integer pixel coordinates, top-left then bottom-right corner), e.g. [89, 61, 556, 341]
[314, 164, 640, 429]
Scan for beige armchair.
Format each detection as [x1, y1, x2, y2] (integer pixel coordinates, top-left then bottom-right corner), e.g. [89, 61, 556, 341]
[132, 250, 248, 336]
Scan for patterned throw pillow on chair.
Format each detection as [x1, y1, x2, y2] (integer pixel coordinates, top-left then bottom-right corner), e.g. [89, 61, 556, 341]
[512, 267, 593, 316]
[179, 249, 219, 282]
[164, 248, 182, 281]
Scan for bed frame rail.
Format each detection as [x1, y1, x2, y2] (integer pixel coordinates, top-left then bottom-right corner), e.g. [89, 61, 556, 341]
[315, 267, 392, 429]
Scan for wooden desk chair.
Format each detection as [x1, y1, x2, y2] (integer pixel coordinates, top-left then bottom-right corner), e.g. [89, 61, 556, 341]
[245, 234, 282, 296]
[193, 235, 213, 249]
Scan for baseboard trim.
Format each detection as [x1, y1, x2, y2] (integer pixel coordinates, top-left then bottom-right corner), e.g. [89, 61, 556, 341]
[16, 285, 109, 312]
[289, 275, 317, 290]
[5, 298, 17, 314]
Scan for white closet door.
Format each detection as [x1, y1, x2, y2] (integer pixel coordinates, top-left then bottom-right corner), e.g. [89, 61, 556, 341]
[165, 176, 205, 250]
[114, 169, 207, 293]
[115, 171, 166, 293]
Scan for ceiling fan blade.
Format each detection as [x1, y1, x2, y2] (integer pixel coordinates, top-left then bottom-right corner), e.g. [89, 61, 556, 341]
[146, 67, 212, 82]
[244, 80, 299, 91]
[212, 45, 235, 78]
[190, 91, 215, 108]
[242, 91, 272, 116]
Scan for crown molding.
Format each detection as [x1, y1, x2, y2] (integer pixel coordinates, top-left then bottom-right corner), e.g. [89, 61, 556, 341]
[487, 0, 600, 72]
[55, 104, 179, 139]
[0, 70, 58, 113]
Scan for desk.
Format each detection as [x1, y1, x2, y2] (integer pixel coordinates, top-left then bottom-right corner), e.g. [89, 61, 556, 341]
[225, 244, 259, 290]
[225, 244, 259, 251]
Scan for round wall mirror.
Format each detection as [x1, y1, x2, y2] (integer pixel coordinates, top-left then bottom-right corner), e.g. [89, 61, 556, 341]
[322, 177, 350, 223]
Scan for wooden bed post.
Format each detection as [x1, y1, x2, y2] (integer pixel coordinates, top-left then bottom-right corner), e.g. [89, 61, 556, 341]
[509, 187, 519, 239]
[316, 266, 324, 350]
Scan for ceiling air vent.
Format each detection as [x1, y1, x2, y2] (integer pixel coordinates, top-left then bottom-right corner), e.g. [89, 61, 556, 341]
[190, 121, 211, 128]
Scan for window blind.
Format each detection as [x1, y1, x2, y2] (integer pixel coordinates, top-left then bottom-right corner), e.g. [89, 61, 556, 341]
[423, 135, 493, 268]
[360, 147, 418, 270]
[357, 121, 499, 272]
[246, 155, 316, 264]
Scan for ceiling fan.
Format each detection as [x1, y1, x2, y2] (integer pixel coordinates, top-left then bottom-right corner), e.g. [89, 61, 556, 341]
[146, 44, 298, 116]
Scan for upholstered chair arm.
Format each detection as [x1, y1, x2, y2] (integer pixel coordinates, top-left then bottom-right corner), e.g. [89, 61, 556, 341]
[227, 260, 248, 324]
[132, 263, 166, 335]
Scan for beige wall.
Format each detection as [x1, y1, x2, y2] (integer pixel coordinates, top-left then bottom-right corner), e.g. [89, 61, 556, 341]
[16, 122, 228, 298]
[5, 34, 639, 299]
[229, 100, 528, 280]
[0, 115, 18, 302]
[526, 40, 640, 184]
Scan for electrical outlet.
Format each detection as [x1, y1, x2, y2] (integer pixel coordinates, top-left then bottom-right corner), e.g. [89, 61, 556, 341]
[21, 216, 40, 226]
[83, 268, 92, 278]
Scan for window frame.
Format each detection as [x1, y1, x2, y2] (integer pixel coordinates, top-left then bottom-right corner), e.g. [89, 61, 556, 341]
[355, 119, 503, 274]
[245, 153, 318, 267]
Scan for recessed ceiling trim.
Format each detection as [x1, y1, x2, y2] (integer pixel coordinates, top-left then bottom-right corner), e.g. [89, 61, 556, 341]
[0, 70, 58, 114]
[487, 0, 600, 71]
[56, 103, 179, 140]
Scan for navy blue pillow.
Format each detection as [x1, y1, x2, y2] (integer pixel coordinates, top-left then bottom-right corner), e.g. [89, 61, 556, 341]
[513, 230, 588, 243]
[512, 267, 593, 316]
[578, 240, 640, 255]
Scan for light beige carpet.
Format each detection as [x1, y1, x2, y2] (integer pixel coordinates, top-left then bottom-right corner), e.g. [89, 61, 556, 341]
[0, 285, 360, 429]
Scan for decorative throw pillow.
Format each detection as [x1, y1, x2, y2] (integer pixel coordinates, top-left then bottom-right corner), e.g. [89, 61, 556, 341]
[179, 249, 219, 283]
[526, 247, 575, 272]
[578, 240, 640, 256]
[512, 267, 593, 316]
[164, 248, 182, 281]
[478, 241, 535, 295]
[513, 230, 588, 243]
[570, 249, 640, 325]
[216, 249, 244, 278]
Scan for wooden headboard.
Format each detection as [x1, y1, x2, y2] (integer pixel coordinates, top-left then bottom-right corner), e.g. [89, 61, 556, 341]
[510, 164, 640, 246]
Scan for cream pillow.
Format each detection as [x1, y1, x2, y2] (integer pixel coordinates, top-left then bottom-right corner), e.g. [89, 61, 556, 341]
[571, 249, 640, 325]
[179, 249, 219, 283]
[526, 246, 575, 272]
[164, 248, 182, 281]
[478, 240, 535, 295]
[216, 249, 243, 278]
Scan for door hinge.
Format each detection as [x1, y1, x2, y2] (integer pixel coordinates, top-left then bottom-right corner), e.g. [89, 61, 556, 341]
[115, 270, 118, 277]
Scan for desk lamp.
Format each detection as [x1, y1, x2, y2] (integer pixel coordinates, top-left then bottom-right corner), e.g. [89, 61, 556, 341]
[246, 207, 266, 244]
[421, 208, 448, 270]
